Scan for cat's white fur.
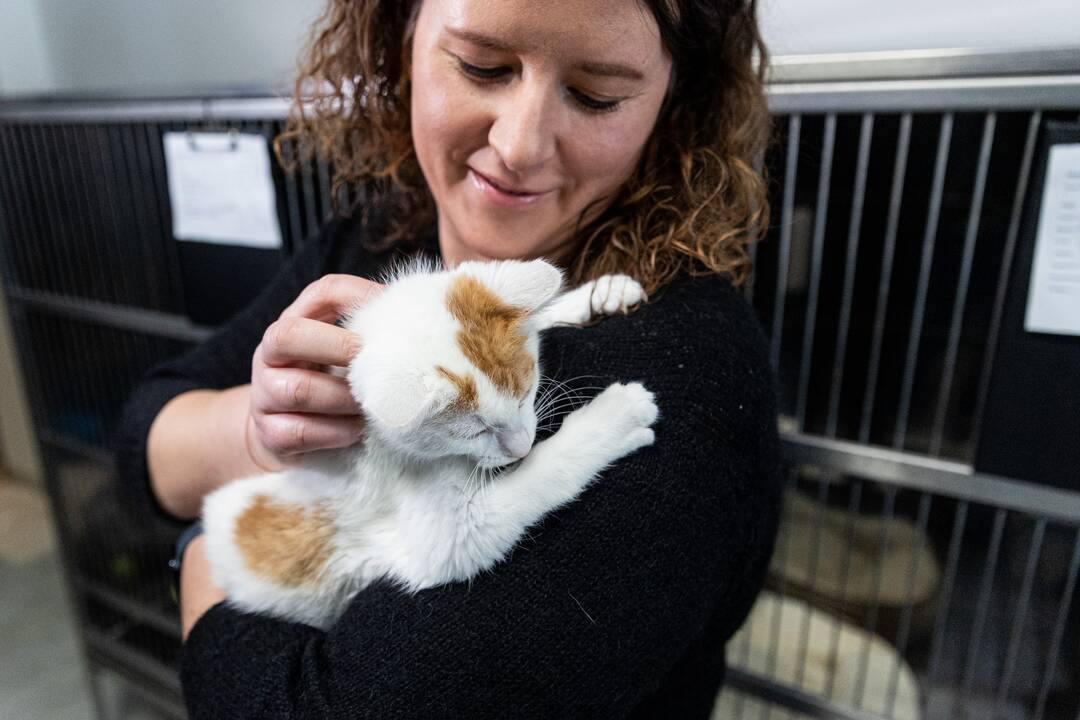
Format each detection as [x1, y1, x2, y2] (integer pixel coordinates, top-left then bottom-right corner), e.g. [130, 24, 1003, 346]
[202, 259, 657, 628]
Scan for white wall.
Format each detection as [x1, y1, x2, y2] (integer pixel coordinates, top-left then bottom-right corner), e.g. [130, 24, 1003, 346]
[0, 0, 54, 95]
[1, 0, 323, 97]
[1, 1, 1079, 96]
[761, 0, 1080, 55]
[2, 0, 1080, 94]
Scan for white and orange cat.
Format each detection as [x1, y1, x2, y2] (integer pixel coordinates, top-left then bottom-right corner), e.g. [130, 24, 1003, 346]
[202, 259, 658, 628]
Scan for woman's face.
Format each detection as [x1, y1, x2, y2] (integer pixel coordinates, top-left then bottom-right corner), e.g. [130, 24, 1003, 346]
[409, 0, 673, 266]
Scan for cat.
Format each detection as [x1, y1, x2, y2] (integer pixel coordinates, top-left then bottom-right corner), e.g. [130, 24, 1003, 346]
[202, 259, 659, 629]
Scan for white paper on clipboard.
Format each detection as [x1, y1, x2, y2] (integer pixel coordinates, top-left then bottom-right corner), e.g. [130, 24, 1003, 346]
[163, 131, 282, 249]
[1024, 143, 1080, 336]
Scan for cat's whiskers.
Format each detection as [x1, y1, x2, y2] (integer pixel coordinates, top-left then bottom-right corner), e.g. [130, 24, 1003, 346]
[480, 467, 493, 505]
[539, 374, 605, 391]
[534, 380, 604, 407]
[534, 375, 607, 424]
[535, 398, 590, 426]
[462, 460, 483, 501]
[534, 388, 605, 427]
[534, 378, 564, 403]
[537, 376, 607, 399]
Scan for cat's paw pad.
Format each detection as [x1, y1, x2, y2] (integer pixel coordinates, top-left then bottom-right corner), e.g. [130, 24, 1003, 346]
[573, 382, 658, 455]
[589, 275, 646, 317]
[594, 382, 658, 427]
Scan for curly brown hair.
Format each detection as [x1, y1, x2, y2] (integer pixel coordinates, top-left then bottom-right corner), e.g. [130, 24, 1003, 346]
[277, 0, 771, 295]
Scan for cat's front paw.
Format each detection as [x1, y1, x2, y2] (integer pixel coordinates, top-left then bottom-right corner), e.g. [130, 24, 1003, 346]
[538, 275, 646, 327]
[587, 275, 647, 317]
[565, 382, 659, 457]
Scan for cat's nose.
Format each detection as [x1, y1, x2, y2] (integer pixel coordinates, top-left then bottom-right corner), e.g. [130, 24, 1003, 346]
[497, 428, 533, 459]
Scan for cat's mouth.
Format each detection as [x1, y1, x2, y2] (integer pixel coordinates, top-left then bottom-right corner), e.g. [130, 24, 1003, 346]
[476, 455, 524, 471]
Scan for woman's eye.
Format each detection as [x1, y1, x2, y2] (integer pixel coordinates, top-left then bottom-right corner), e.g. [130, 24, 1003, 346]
[455, 56, 621, 115]
[456, 59, 510, 82]
[569, 88, 621, 115]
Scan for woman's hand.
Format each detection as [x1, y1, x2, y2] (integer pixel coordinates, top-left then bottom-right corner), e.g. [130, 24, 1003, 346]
[247, 274, 384, 470]
[146, 274, 384, 520]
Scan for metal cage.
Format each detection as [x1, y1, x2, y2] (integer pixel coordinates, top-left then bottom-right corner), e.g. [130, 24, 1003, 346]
[1, 46, 1078, 720]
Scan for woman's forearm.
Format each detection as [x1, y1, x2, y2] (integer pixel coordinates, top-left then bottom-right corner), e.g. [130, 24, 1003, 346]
[147, 385, 267, 520]
[180, 534, 226, 640]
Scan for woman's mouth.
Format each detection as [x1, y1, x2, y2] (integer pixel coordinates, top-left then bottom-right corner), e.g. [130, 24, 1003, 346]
[469, 168, 553, 208]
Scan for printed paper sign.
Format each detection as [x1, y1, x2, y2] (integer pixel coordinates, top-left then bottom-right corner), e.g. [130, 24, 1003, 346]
[163, 131, 282, 249]
[1025, 143, 1080, 336]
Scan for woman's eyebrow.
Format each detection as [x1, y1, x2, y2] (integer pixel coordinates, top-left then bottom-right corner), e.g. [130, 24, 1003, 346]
[445, 27, 645, 81]
[446, 27, 514, 52]
[578, 62, 644, 81]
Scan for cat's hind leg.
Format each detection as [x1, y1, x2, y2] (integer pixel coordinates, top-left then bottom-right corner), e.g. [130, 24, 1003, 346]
[202, 470, 345, 628]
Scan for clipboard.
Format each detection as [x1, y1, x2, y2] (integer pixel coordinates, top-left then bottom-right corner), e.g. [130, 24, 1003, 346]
[162, 129, 288, 326]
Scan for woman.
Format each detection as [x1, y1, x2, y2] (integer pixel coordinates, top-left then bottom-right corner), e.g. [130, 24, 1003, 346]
[117, 0, 782, 716]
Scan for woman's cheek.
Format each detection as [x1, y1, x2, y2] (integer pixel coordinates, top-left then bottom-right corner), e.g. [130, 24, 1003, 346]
[565, 121, 645, 195]
[413, 74, 487, 191]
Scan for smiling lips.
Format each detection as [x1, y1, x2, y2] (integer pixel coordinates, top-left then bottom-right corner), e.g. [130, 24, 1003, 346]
[469, 168, 553, 208]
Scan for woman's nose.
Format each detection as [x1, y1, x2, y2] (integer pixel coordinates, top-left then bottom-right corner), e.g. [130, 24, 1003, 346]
[488, 81, 558, 174]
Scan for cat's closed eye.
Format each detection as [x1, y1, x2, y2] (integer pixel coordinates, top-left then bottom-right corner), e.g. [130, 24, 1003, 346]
[459, 418, 491, 439]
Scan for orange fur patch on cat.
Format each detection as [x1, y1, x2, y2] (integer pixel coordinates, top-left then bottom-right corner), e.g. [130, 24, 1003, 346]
[235, 495, 334, 587]
[446, 274, 532, 396]
[435, 365, 479, 412]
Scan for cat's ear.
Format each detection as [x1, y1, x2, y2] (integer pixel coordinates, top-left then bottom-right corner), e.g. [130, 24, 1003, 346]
[360, 372, 445, 429]
[458, 260, 563, 314]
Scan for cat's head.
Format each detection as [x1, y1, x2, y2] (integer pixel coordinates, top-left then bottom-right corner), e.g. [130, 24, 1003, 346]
[345, 259, 562, 467]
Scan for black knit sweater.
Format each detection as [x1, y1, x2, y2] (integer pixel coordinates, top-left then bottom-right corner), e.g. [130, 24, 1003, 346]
[115, 214, 782, 719]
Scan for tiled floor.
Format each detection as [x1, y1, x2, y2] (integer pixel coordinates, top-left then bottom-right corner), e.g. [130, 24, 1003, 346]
[0, 480, 171, 720]
[0, 482, 96, 720]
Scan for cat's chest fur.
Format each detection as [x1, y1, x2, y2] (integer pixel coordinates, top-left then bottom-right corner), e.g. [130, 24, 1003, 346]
[336, 446, 502, 584]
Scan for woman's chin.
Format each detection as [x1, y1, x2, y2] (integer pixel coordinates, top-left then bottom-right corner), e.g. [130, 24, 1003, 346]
[442, 234, 548, 266]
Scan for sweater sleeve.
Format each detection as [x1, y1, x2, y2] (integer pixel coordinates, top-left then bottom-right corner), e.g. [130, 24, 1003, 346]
[112, 220, 348, 523]
[179, 276, 783, 719]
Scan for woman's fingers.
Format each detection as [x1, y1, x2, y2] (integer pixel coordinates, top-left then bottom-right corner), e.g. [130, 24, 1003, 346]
[252, 368, 359, 416]
[253, 412, 365, 457]
[245, 274, 383, 465]
[259, 317, 361, 368]
[279, 274, 384, 323]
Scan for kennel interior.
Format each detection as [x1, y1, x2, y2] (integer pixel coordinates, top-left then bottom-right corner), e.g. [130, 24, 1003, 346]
[1, 48, 1079, 719]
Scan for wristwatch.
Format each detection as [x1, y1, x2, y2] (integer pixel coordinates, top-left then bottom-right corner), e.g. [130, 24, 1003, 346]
[169, 520, 204, 582]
